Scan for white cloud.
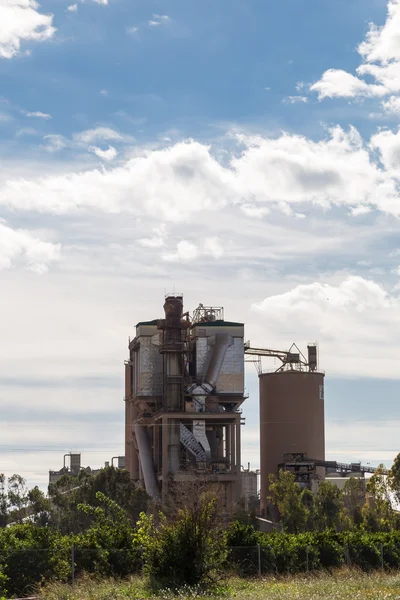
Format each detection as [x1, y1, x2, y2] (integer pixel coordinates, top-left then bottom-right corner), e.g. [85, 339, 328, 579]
[349, 205, 372, 216]
[24, 110, 51, 119]
[382, 95, 400, 114]
[42, 134, 67, 152]
[73, 127, 124, 144]
[88, 145, 118, 161]
[311, 69, 385, 99]
[0, 0, 56, 59]
[231, 127, 399, 216]
[67, 3, 77, 12]
[284, 95, 308, 104]
[0, 140, 232, 219]
[370, 128, 400, 171]
[204, 237, 223, 259]
[240, 203, 270, 218]
[252, 275, 400, 378]
[148, 14, 170, 26]
[127, 26, 138, 34]
[16, 126, 38, 136]
[99, 89, 108, 96]
[311, 0, 400, 99]
[139, 225, 166, 248]
[162, 240, 198, 262]
[0, 220, 60, 273]
[1, 125, 400, 221]
[162, 237, 224, 262]
[358, 0, 400, 63]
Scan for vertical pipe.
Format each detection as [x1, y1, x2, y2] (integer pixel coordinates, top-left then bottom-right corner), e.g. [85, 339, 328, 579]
[130, 403, 140, 480]
[226, 425, 231, 467]
[257, 543, 261, 577]
[169, 418, 181, 472]
[230, 423, 236, 470]
[162, 415, 169, 499]
[135, 424, 160, 499]
[236, 418, 242, 503]
[124, 396, 131, 474]
[236, 419, 241, 474]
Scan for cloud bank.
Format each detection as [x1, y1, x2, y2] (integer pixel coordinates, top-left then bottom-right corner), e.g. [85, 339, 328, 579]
[1, 126, 400, 221]
[0, 220, 60, 273]
[311, 0, 400, 106]
[253, 276, 400, 378]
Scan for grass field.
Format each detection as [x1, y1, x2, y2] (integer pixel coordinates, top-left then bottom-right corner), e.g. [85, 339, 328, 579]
[39, 570, 400, 600]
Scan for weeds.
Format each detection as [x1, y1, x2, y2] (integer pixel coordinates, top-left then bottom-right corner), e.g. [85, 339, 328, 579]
[40, 569, 400, 599]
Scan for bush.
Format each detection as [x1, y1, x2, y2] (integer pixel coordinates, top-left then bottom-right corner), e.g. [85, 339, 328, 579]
[137, 494, 226, 591]
[73, 491, 142, 577]
[0, 524, 70, 596]
[226, 522, 400, 575]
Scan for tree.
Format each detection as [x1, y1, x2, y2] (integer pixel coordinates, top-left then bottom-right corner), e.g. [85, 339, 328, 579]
[48, 466, 149, 534]
[27, 487, 52, 526]
[388, 452, 400, 504]
[75, 491, 142, 577]
[362, 466, 393, 532]
[137, 491, 226, 591]
[0, 475, 7, 527]
[314, 481, 345, 531]
[343, 477, 365, 527]
[268, 470, 311, 533]
[7, 474, 28, 524]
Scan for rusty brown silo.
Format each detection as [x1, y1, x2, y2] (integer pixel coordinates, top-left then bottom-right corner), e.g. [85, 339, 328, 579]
[259, 370, 325, 514]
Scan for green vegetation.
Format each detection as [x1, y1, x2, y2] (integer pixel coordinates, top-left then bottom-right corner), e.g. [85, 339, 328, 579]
[39, 571, 400, 600]
[1, 453, 400, 597]
[267, 465, 399, 533]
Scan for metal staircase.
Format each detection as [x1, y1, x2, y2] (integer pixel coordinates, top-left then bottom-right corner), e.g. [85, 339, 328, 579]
[180, 423, 206, 461]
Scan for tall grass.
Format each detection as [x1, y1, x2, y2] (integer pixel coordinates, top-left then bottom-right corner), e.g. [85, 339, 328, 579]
[39, 569, 400, 600]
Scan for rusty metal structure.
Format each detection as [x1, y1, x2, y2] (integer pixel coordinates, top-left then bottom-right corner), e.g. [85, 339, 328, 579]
[125, 296, 246, 508]
[244, 343, 325, 514]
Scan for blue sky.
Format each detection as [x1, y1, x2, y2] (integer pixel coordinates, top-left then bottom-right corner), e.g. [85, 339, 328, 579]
[1, 0, 400, 487]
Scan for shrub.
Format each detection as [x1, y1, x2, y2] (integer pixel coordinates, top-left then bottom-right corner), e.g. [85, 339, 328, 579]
[0, 524, 69, 596]
[137, 494, 226, 591]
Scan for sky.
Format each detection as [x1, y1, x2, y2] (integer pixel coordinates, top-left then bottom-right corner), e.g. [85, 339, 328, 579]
[1, 0, 400, 489]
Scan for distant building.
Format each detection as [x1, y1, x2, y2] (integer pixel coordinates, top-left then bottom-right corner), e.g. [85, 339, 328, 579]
[49, 453, 125, 485]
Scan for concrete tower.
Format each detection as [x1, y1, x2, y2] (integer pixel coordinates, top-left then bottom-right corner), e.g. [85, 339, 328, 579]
[124, 297, 247, 508]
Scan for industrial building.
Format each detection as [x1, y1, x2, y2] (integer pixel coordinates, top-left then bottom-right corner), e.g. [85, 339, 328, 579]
[124, 297, 246, 508]
[124, 295, 385, 513]
[49, 453, 125, 485]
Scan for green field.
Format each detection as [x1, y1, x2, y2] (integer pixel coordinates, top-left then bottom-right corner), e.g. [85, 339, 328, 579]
[40, 570, 400, 600]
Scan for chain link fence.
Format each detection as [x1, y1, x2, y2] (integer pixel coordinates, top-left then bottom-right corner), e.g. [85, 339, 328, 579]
[0, 540, 395, 596]
[227, 541, 390, 576]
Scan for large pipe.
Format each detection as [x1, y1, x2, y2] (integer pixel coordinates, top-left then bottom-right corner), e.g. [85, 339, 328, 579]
[134, 424, 160, 500]
[205, 334, 233, 387]
[188, 333, 233, 402]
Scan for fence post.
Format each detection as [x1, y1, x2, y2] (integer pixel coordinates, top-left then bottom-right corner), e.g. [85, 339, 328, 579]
[306, 544, 309, 572]
[257, 543, 261, 577]
[71, 544, 75, 586]
[380, 543, 384, 570]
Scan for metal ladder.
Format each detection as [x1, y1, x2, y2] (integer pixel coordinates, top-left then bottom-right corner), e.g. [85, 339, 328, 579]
[180, 423, 206, 461]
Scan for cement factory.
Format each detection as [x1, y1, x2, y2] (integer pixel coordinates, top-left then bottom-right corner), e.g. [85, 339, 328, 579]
[122, 294, 381, 515]
[51, 294, 383, 515]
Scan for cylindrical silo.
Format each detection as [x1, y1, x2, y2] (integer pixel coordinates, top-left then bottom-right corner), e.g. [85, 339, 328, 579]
[259, 370, 325, 514]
